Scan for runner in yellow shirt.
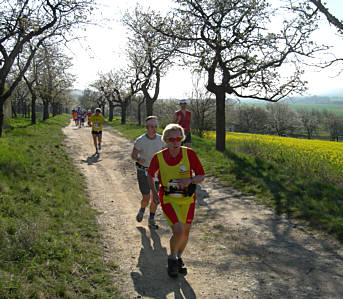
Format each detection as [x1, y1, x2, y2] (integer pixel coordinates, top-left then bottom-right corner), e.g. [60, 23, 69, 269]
[89, 108, 105, 154]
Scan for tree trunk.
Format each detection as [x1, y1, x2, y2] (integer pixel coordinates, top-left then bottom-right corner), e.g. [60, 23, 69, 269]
[108, 101, 114, 122]
[101, 104, 106, 118]
[43, 101, 49, 120]
[11, 104, 17, 118]
[121, 103, 127, 124]
[145, 98, 154, 117]
[52, 104, 56, 116]
[215, 91, 226, 152]
[31, 95, 37, 125]
[52, 102, 58, 116]
[138, 100, 145, 126]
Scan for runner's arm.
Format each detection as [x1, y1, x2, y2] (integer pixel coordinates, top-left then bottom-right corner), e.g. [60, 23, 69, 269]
[147, 174, 160, 205]
[177, 175, 204, 188]
[131, 148, 145, 165]
[173, 112, 179, 123]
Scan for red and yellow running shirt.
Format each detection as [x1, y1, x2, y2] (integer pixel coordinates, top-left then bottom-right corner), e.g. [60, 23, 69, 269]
[89, 114, 105, 131]
[148, 147, 205, 204]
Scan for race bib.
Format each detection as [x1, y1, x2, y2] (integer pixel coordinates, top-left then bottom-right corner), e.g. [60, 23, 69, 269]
[165, 179, 186, 197]
[94, 123, 100, 128]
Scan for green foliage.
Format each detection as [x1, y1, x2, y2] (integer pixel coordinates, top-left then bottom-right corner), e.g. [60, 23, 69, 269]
[0, 115, 120, 298]
[109, 119, 343, 242]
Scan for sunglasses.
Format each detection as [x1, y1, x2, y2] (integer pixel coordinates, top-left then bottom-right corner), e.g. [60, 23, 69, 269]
[167, 136, 182, 142]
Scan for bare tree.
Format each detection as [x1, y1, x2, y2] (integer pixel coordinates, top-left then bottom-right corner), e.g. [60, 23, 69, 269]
[19, 42, 47, 124]
[147, 0, 325, 151]
[323, 110, 343, 141]
[124, 8, 181, 116]
[0, 0, 95, 136]
[34, 43, 74, 120]
[234, 105, 269, 134]
[266, 102, 300, 136]
[93, 68, 141, 124]
[309, 0, 343, 32]
[187, 74, 215, 137]
[288, 0, 343, 67]
[297, 108, 320, 139]
[79, 88, 98, 111]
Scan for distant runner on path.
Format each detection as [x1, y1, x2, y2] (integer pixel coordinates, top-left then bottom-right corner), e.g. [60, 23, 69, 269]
[89, 108, 105, 155]
[72, 109, 77, 125]
[173, 99, 192, 147]
[131, 116, 165, 230]
[147, 123, 205, 278]
[76, 106, 83, 128]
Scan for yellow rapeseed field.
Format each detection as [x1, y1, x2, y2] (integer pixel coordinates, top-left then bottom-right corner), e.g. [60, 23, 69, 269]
[204, 132, 343, 184]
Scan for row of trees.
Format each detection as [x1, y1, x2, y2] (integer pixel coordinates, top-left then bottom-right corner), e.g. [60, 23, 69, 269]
[83, 0, 342, 151]
[0, 0, 95, 135]
[78, 80, 343, 143]
[229, 102, 343, 141]
[9, 42, 76, 124]
[3, 0, 342, 149]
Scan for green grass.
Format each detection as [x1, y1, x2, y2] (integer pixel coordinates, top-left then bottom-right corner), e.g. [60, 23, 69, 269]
[109, 119, 343, 242]
[0, 115, 121, 298]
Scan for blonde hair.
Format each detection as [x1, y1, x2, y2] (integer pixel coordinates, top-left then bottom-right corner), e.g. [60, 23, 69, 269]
[162, 123, 185, 143]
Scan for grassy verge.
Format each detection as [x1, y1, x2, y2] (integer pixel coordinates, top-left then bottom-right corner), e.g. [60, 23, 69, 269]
[108, 120, 343, 242]
[0, 115, 121, 298]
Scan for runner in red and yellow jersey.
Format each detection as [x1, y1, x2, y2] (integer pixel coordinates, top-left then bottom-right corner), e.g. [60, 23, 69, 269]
[147, 123, 205, 278]
[89, 108, 105, 155]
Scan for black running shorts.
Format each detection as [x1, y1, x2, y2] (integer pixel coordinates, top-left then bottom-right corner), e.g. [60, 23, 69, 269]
[137, 168, 159, 195]
[92, 130, 102, 135]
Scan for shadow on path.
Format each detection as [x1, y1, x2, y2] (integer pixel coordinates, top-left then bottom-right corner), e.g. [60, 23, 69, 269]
[81, 153, 101, 165]
[131, 227, 196, 299]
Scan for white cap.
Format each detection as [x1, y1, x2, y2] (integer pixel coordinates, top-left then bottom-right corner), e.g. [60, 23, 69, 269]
[179, 99, 187, 104]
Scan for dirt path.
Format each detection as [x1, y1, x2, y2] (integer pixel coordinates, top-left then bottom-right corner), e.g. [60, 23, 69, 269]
[63, 120, 343, 299]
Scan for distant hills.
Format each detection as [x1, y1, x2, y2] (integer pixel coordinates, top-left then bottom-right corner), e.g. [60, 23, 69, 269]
[236, 88, 343, 105]
[316, 88, 343, 98]
[285, 96, 343, 105]
[287, 88, 343, 104]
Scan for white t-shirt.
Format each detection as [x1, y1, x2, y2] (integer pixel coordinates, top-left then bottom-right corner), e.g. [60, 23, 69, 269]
[134, 133, 165, 168]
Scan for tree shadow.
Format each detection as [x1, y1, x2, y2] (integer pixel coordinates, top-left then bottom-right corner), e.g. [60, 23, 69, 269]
[223, 149, 343, 241]
[131, 227, 196, 299]
[195, 193, 343, 297]
[81, 153, 101, 165]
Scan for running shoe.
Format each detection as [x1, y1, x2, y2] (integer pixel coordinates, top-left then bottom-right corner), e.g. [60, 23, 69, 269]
[177, 257, 187, 275]
[148, 218, 159, 229]
[136, 210, 144, 222]
[167, 258, 178, 278]
[98, 143, 101, 150]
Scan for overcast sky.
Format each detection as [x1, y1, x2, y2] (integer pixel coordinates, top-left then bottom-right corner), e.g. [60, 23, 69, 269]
[68, 0, 343, 98]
